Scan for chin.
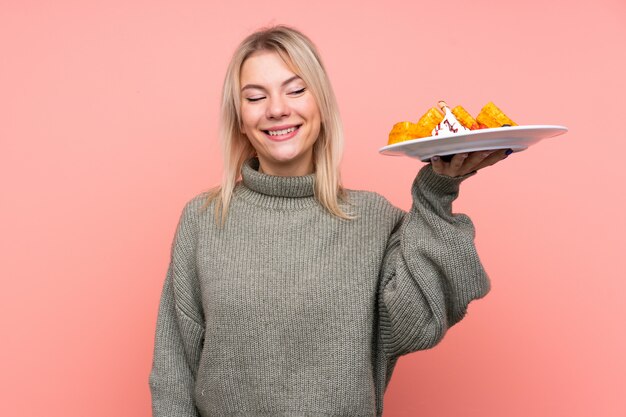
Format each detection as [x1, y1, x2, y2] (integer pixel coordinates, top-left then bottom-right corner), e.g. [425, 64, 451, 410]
[267, 146, 305, 163]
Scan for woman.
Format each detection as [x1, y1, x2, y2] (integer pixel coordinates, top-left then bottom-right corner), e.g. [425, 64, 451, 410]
[149, 25, 508, 417]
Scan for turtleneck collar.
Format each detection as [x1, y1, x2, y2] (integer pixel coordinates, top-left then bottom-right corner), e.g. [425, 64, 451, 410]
[237, 158, 318, 210]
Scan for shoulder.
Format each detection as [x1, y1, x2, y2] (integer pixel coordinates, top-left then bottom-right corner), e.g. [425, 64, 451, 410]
[344, 189, 405, 222]
[182, 191, 213, 218]
[173, 191, 213, 237]
[345, 189, 398, 209]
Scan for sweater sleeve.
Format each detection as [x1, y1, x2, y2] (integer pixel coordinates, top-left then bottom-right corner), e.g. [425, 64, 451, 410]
[149, 200, 205, 417]
[378, 164, 490, 358]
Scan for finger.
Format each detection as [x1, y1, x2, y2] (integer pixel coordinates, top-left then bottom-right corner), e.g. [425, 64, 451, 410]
[462, 150, 497, 173]
[473, 148, 513, 171]
[444, 153, 468, 177]
[454, 150, 498, 176]
[430, 155, 445, 175]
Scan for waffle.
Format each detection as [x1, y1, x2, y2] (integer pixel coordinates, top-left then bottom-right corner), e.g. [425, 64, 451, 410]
[451, 105, 480, 130]
[388, 101, 517, 146]
[387, 121, 421, 145]
[476, 102, 517, 128]
[413, 107, 444, 139]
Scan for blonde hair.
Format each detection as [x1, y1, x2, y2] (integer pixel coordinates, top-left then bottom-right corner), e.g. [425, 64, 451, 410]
[206, 25, 352, 223]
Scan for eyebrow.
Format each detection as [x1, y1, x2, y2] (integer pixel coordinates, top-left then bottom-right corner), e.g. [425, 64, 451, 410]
[241, 75, 302, 92]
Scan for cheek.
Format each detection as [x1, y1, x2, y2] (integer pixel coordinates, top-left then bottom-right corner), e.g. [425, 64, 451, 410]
[240, 105, 261, 133]
[308, 110, 322, 140]
[297, 100, 321, 128]
[310, 107, 322, 131]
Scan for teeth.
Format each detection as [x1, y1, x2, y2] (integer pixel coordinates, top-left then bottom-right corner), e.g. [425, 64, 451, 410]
[267, 126, 297, 136]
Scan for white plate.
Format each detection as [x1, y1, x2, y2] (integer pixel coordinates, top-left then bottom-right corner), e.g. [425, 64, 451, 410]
[379, 125, 568, 162]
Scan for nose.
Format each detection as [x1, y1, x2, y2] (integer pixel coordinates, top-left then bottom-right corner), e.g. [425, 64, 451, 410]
[266, 95, 290, 119]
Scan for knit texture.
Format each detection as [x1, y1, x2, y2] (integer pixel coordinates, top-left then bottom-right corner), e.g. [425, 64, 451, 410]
[149, 159, 490, 417]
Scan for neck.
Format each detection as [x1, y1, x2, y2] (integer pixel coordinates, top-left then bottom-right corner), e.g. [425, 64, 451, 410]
[238, 158, 317, 208]
[257, 154, 315, 177]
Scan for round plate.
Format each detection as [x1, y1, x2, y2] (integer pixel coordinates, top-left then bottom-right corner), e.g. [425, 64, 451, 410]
[379, 125, 568, 162]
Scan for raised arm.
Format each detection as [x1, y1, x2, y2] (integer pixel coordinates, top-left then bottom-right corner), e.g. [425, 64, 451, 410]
[378, 162, 491, 359]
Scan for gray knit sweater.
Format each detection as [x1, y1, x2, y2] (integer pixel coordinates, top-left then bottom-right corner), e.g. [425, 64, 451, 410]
[149, 159, 490, 417]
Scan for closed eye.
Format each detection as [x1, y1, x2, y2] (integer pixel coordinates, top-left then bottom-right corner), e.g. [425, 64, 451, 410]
[245, 96, 265, 102]
[289, 88, 306, 96]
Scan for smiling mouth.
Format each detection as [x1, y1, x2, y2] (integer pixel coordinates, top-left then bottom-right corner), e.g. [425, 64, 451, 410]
[263, 125, 301, 136]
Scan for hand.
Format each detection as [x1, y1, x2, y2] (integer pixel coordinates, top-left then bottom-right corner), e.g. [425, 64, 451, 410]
[430, 148, 513, 177]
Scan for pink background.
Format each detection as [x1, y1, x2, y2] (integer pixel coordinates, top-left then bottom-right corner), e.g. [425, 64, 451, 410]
[2, 0, 625, 416]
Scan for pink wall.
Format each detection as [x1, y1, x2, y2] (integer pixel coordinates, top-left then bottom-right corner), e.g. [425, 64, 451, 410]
[2, 0, 625, 416]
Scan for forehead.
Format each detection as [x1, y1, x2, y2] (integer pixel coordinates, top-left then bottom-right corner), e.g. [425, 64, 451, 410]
[240, 50, 300, 85]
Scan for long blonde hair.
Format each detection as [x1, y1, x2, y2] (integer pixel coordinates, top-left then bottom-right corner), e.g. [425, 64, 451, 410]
[206, 25, 352, 223]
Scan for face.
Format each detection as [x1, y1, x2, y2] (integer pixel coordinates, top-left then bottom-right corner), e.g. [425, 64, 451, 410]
[239, 50, 322, 176]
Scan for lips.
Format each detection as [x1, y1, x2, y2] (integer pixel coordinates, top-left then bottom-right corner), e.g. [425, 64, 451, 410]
[262, 124, 302, 141]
